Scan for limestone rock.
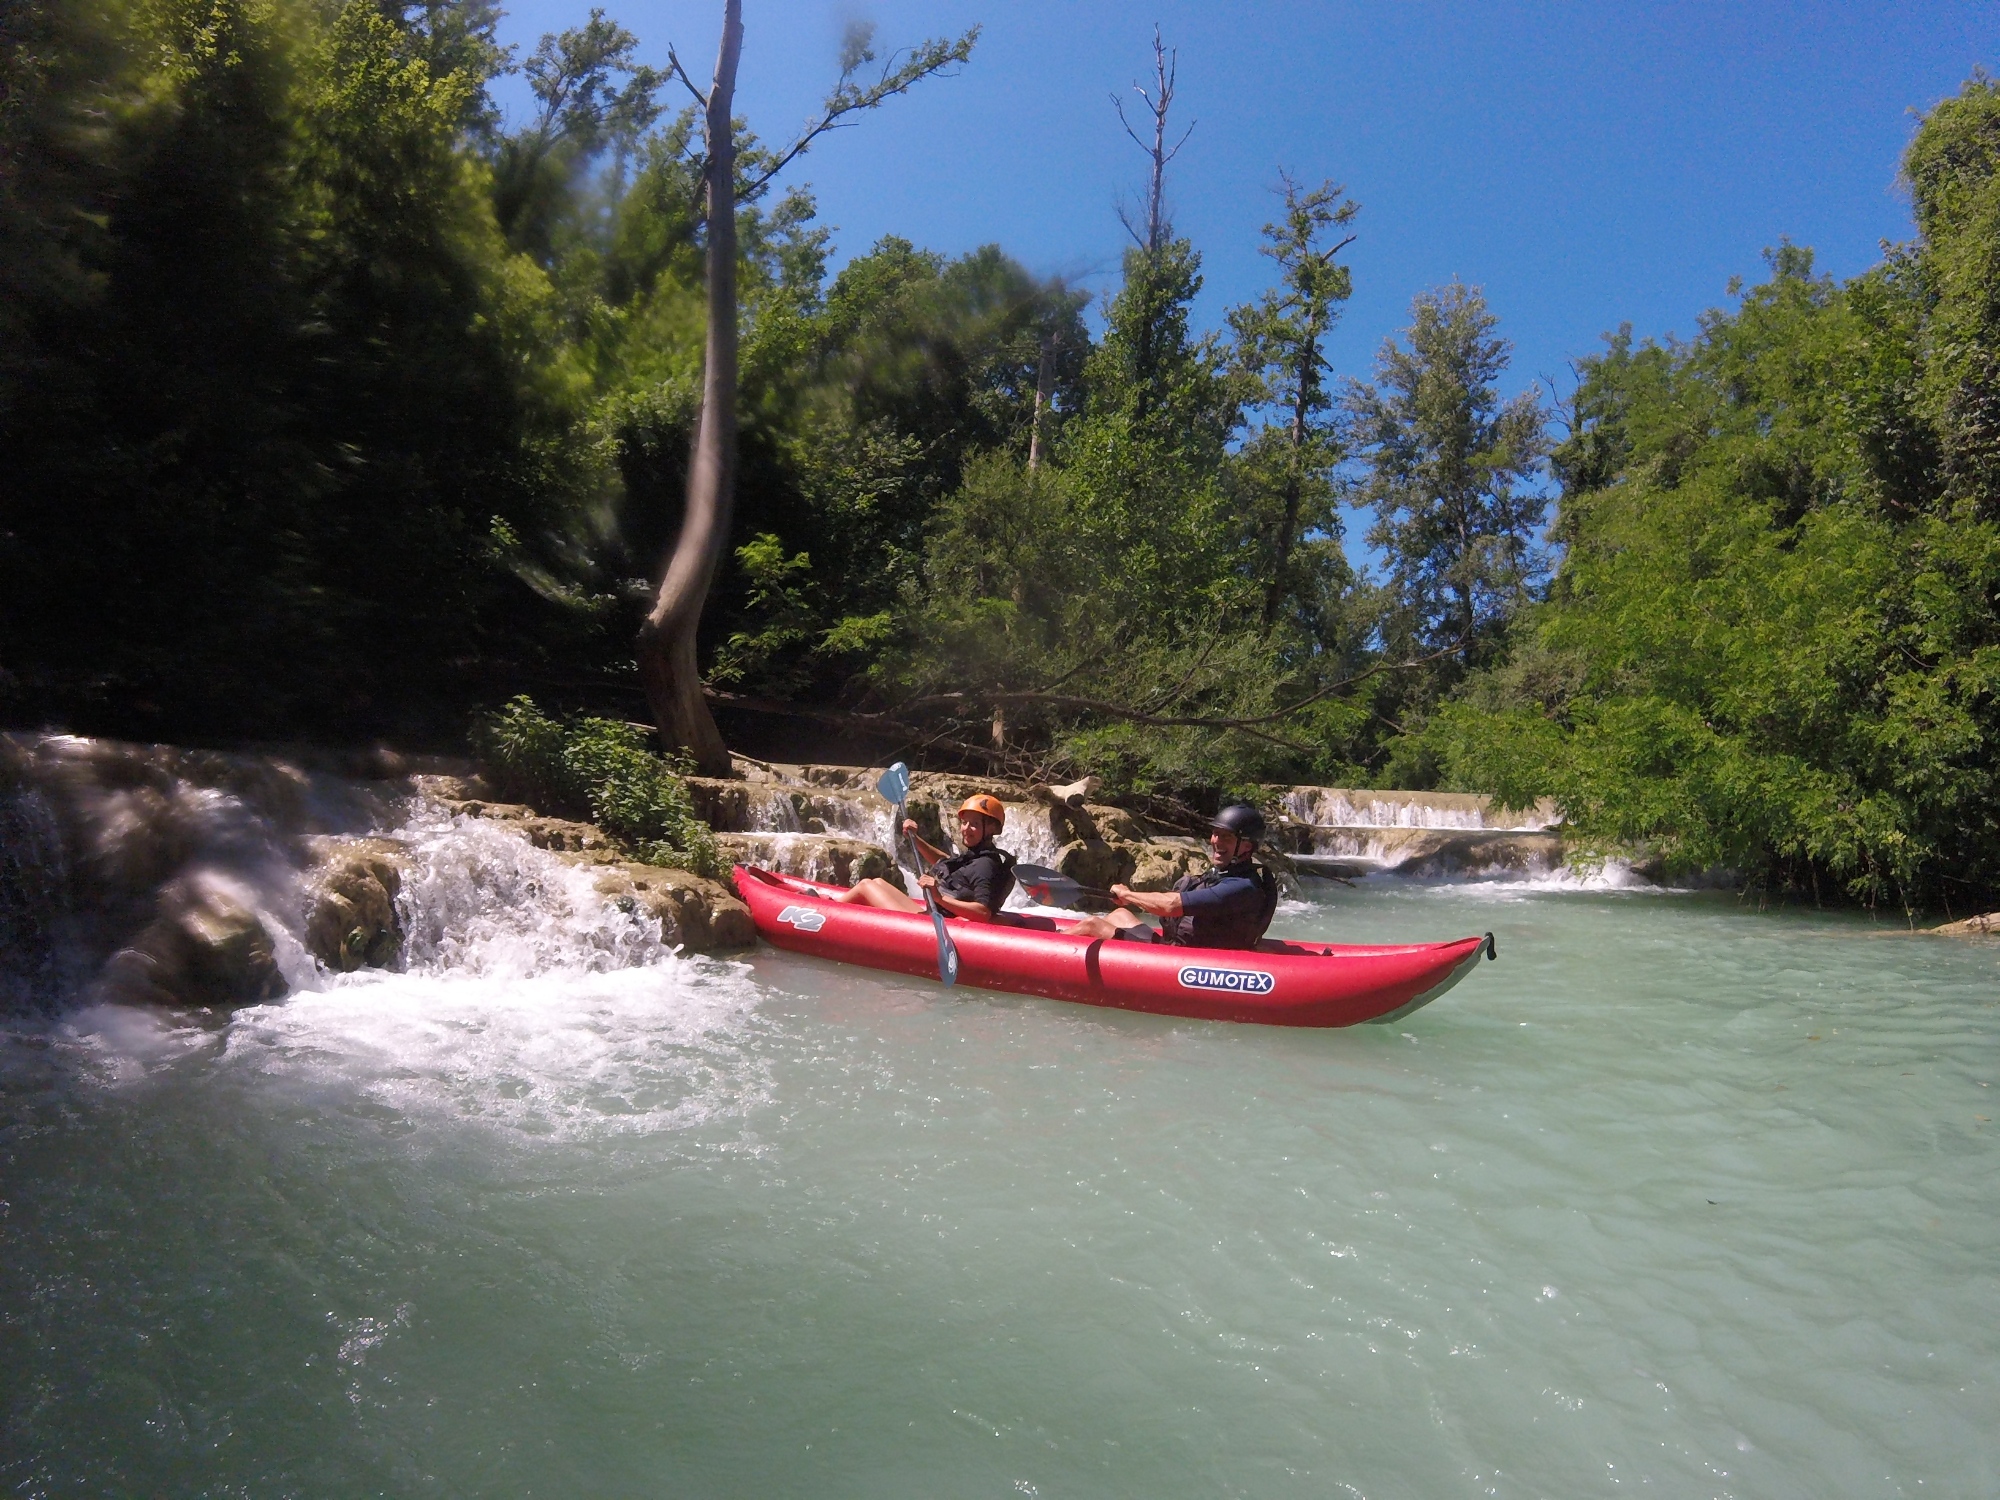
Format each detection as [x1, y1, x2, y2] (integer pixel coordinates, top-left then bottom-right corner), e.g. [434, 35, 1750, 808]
[1126, 838, 1207, 891]
[1054, 838, 1136, 892]
[591, 862, 754, 951]
[1028, 775, 1103, 809]
[303, 836, 408, 972]
[98, 872, 285, 1009]
[713, 833, 891, 887]
[1929, 910, 2000, 937]
[410, 773, 493, 807]
[518, 815, 617, 855]
[1082, 802, 1153, 842]
[1377, 829, 1563, 879]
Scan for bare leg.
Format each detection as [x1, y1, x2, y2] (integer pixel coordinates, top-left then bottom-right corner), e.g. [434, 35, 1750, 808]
[1058, 908, 1151, 940]
[832, 877, 924, 914]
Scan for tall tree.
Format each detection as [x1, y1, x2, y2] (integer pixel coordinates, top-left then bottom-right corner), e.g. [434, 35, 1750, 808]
[1228, 175, 1359, 628]
[1348, 282, 1547, 671]
[1904, 73, 2000, 520]
[635, 4, 975, 774]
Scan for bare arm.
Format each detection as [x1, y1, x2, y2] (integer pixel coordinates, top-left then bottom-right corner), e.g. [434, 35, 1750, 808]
[924, 887, 994, 921]
[1110, 884, 1184, 918]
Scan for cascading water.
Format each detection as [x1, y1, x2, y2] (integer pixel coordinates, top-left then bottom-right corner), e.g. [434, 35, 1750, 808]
[388, 806, 670, 978]
[1281, 786, 1556, 831]
[0, 788, 73, 1011]
[992, 802, 1066, 871]
[224, 805, 770, 1140]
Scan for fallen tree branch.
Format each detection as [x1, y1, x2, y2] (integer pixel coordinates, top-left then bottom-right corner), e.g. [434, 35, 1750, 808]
[702, 687, 1016, 772]
[890, 639, 1464, 735]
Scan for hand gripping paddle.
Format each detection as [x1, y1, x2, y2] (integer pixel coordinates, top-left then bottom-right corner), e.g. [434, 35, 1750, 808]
[873, 761, 958, 987]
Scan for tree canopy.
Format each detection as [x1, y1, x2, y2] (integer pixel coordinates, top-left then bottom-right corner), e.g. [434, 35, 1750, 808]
[3, 1, 1996, 910]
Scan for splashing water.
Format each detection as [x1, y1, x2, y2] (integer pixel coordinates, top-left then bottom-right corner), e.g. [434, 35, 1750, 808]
[214, 806, 770, 1141]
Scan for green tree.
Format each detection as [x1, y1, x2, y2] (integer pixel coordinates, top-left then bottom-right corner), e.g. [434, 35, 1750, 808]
[633, 1, 976, 774]
[1227, 175, 1359, 630]
[1431, 152, 2000, 909]
[1348, 282, 1548, 671]
[1904, 72, 2000, 520]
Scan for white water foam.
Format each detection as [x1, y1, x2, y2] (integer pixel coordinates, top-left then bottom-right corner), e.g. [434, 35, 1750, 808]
[21, 807, 775, 1143]
[994, 810, 1064, 873]
[1308, 854, 1685, 897]
[1282, 786, 1555, 831]
[233, 807, 769, 1140]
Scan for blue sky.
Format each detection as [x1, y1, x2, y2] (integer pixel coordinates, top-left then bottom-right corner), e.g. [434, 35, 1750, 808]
[490, 1, 1991, 405]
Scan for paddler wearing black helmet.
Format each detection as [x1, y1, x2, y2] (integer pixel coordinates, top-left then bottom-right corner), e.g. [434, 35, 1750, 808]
[1057, 802, 1279, 950]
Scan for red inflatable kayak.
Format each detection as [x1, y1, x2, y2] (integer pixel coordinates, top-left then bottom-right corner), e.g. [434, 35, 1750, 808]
[735, 866, 1495, 1027]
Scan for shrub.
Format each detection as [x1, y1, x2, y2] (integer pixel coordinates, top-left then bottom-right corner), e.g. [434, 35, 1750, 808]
[475, 697, 720, 876]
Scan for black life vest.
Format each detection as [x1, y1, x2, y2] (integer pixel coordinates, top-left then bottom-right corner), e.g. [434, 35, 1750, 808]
[1161, 858, 1279, 950]
[931, 842, 1016, 913]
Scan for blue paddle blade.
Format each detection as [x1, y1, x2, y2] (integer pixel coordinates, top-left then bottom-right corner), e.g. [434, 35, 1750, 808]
[874, 761, 910, 805]
[931, 904, 959, 986]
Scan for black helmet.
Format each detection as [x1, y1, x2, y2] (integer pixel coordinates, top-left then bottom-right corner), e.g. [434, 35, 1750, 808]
[1207, 803, 1265, 844]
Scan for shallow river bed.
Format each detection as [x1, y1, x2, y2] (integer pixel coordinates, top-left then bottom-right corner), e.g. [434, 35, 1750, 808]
[3, 832, 1997, 1497]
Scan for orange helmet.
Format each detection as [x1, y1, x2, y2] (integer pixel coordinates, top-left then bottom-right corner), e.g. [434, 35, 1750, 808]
[958, 793, 1006, 830]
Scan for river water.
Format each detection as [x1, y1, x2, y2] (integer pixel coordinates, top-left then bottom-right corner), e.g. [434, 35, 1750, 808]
[2, 815, 1996, 1497]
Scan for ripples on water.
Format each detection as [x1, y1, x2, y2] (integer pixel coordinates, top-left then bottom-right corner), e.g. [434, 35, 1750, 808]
[2, 825, 1996, 1497]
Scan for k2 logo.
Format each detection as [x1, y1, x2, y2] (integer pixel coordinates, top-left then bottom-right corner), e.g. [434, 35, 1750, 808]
[776, 904, 827, 933]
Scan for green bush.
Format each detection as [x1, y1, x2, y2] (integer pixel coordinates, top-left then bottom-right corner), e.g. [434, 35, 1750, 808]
[475, 697, 720, 876]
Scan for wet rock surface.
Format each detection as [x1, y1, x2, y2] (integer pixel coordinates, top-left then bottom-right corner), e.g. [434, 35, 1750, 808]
[2, 733, 409, 1011]
[589, 862, 755, 951]
[713, 834, 891, 887]
[303, 836, 409, 972]
[414, 777, 753, 953]
[1929, 910, 2000, 937]
[98, 871, 286, 1009]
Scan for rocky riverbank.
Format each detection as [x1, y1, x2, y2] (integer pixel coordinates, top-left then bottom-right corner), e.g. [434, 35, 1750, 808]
[0, 734, 753, 1015]
[9, 731, 1786, 1017]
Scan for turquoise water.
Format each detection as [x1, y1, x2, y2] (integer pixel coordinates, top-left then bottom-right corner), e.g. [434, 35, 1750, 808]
[3, 831, 1997, 1496]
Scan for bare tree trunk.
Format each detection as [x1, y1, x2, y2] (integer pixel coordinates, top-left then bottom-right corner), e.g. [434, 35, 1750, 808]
[636, 0, 742, 777]
[1027, 328, 1054, 473]
[1262, 381, 1312, 629]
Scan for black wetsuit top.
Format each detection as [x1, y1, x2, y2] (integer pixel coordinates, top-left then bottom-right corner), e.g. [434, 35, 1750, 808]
[1158, 859, 1279, 950]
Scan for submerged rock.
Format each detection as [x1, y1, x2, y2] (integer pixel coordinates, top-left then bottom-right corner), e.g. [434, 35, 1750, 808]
[98, 871, 286, 1009]
[304, 836, 408, 972]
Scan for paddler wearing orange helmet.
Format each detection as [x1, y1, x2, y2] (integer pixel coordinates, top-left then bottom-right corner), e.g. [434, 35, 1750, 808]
[831, 793, 1017, 921]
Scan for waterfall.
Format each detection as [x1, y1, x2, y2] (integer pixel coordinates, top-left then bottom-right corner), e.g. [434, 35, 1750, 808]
[0, 788, 74, 1011]
[388, 807, 668, 980]
[993, 804, 1065, 870]
[1280, 787, 1555, 832]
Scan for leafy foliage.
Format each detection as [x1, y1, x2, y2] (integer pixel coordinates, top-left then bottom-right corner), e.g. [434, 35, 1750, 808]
[1428, 100, 2000, 911]
[476, 696, 719, 873]
[10, 0, 1993, 908]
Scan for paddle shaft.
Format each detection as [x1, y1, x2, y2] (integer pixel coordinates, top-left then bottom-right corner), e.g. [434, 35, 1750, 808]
[1014, 864, 1118, 902]
[875, 761, 958, 987]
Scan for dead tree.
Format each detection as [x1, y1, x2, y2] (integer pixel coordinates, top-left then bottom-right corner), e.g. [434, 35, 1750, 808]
[635, 6, 976, 775]
[1113, 26, 1194, 254]
[636, 1, 742, 776]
